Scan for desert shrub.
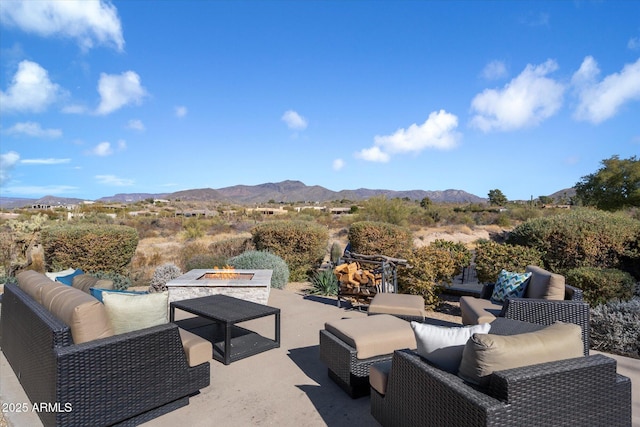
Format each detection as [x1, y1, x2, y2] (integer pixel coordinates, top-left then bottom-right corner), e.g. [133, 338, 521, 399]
[506, 209, 640, 273]
[357, 196, 411, 226]
[184, 254, 224, 271]
[150, 263, 182, 292]
[329, 242, 342, 266]
[208, 237, 254, 260]
[564, 267, 636, 307]
[399, 245, 456, 308]
[182, 217, 205, 239]
[429, 239, 472, 278]
[228, 250, 289, 289]
[92, 271, 132, 290]
[474, 240, 543, 284]
[178, 242, 208, 271]
[308, 268, 338, 296]
[251, 221, 328, 281]
[41, 224, 138, 275]
[347, 221, 412, 259]
[590, 297, 640, 358]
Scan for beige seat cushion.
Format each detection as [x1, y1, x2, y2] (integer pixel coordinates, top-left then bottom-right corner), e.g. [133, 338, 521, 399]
[178, 328, 213, 367]
[40, 282, 114, 344]
[17, 270, 57, 305]
[325, 314, 416, 359]
[72, 274, 114, 293]
[525, 265, 565, 300]
[368, 293, 426, 320]
[458, 322, 584, 387]
[459, 296, 502, 325]
[369, 360, 393, 395]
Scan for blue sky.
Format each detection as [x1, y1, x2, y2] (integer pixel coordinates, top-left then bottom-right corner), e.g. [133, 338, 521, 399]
[1, 0, 639, 202]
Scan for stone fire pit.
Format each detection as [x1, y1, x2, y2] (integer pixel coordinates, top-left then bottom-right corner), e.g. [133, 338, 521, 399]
[166, 269, 272, 304]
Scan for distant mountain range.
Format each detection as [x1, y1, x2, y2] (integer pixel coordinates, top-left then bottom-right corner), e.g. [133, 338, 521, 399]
[2, 180, 572, 209]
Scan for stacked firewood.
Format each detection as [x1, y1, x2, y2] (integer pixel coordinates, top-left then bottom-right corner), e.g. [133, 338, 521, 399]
[333, 262, 377, 295]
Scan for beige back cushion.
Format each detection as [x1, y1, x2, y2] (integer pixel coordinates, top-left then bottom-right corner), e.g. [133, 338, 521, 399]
[524, 265, 566, 300]
[72, 274, 114, 293]
[41, 283, 114, 344]
[17, 270, 58, 305]
[458, 322, 583, 387]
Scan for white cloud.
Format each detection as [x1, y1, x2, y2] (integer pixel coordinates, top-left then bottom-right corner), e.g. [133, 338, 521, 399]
[0, 151, 20, 185]
[571, 56, 640, 124]
[175, 106, 188, 118]
[21, 158, 70, 165]
[355, 146, 390, 163]
[482, 60, 508, 80]
[4, 121, 62, 138]
[126, 119, 145, 131]
[470, 59, 564, 132]
[281, 110, 308, 130]
[0, 0, 124, 51]
[90, 142, 113, 156]
[117, 139, 127, 151]
[95, 71, 147, 115]
[0, 60, 63, 113]
[95, 174, 133, 186]
[62, 104, 88, 114]
[357, 110, 460, 163]
[628, 37, 640, 51]
[333, 158, 345, 171]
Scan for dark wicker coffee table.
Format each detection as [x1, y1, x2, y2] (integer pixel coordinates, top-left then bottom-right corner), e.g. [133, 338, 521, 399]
[170, 294, 280, 365]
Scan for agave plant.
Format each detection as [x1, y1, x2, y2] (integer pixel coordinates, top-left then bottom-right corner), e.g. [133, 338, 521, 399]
[309, 268, 339, 296]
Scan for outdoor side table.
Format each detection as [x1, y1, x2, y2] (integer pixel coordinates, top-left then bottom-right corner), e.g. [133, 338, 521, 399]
[170, 294, 280, 365]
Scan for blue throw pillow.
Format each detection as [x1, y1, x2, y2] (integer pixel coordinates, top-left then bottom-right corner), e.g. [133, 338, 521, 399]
[490, 269, 532, 304]
[90, 287, 149, 303]
[55, 269, 84, 286]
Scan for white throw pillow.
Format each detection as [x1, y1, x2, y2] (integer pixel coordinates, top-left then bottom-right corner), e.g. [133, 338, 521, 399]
[410, 322, 491, 373]
[103, 291, 169, 334]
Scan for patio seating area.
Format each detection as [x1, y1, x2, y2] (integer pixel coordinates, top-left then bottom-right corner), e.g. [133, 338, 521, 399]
[1, 285, 638, 427]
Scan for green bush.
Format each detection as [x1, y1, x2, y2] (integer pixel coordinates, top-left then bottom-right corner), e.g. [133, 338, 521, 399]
[590, 297, 640, 358]
[399, 245, 458, 308]
[357, 196, 411, 226]
[506, 209, 640, 273]
[564, 267, 636, 307]
[474, 240, 543, 284]
[308, 268, 339, 296]
[251, 221, 328, 281]
[429, 239, 472, 278]
[228, 250, 289, 289]
[41, 224, 138, 275]
[347, 221, 412, 259]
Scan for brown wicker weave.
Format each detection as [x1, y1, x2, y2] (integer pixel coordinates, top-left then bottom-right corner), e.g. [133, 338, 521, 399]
[0, 283, 210, 427]
[371, 348, 632, 427]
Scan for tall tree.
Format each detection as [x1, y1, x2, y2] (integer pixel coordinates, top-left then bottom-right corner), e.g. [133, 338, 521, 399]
[575, 155, 640, 211]
[488, 189, 507, 206]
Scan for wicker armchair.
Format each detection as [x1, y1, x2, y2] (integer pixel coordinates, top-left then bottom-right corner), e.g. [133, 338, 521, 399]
[371, 348, 632, 427]
[460, 266, 591, 355]
[0, 282, 210, 427]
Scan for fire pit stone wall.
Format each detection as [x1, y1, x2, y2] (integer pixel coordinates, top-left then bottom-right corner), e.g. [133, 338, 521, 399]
[166, 269, 272, 304]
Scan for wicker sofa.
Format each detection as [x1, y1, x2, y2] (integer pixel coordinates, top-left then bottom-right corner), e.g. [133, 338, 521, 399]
[370, 318, 632, 427]
[460, 265, 590, 355]
[0, 272, 210, 427]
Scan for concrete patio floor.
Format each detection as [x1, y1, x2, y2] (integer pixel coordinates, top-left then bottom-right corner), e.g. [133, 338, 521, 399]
[1, 287, 638, 426]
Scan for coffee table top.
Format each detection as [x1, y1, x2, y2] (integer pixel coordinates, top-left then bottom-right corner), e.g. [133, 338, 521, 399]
[170, 294, 280, 323]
